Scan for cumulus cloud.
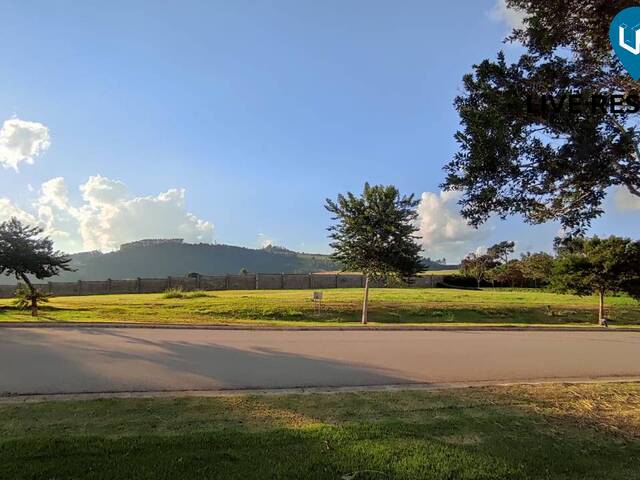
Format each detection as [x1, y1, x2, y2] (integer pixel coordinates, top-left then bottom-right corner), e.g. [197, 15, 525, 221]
[416, 190, 492, 263]
[614, 187, 640, 211]
[0, 118, 51, 171]
[0, 198, 37, 224]
[489, 0, 527, 30]
[72, 175, 213, 251]
[1, 176, 214, 253]
[40, 177, 71, 210]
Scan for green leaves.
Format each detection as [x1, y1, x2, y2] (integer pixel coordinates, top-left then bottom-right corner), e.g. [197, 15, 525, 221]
[325, 184, 424, 281]
[551, 236, 640, 299]
[442, 0, 640, 234]
[0, 217, 73, 281]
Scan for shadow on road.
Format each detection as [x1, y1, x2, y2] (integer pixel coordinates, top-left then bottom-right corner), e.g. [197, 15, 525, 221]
[0, 328, 413, 395]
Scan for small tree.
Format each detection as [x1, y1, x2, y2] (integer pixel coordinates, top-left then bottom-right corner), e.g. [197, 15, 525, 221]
[487, 241, 515, 265]
[551, 236, 640, 325]
[460, 252, 499, 288]
[520, 252, 555, 287]
[325, 183, 424, 324]
[486, 259, 525, 288]
[0, 218, 73, 316]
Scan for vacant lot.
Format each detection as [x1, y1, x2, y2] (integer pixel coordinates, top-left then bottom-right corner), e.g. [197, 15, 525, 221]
[0, 288, 639, 326]
[0, 382, 638, 479]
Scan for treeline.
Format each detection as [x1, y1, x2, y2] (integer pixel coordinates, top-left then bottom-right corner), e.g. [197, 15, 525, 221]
[443, 237, 640, 325]
[450, 241, 553, 289]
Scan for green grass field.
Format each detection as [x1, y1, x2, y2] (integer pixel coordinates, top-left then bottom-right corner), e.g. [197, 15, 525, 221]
[1, 383, 638, 479]
[0, 287, 639, 326]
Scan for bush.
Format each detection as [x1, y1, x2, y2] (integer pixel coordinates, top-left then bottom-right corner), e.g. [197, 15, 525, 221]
[184, 290, 209, 299]
[13, 285, 50, 310]
[438, 274, 481, 289]
[161, 288, 185, 299]
[161, 288, 209, 299]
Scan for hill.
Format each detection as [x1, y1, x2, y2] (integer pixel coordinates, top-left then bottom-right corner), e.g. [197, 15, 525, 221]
[49, 240, 339, 281]
[0, 239, 459, 283]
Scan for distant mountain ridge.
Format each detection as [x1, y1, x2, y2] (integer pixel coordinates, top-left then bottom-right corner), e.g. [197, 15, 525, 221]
[52, 241, 340, 281]
[0, 239, 459, 284]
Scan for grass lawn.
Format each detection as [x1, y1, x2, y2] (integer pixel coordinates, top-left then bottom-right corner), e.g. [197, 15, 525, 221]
[0, 287, 638, 326]
[0, 383, 638, 479]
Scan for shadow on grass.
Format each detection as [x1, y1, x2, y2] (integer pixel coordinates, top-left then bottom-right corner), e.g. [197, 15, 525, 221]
[1, 390, 639, 479]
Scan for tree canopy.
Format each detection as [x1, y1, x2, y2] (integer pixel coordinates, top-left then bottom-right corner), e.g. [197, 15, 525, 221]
[460, 252, 499, 288]
[552, 235, 640, 324]
[325, 183, 424, 280]
[442, 0, 640, 234]
[0, 218, 72, 315]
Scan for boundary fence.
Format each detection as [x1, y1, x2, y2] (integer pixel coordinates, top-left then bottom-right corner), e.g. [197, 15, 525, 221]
[0, 273, 444, 298]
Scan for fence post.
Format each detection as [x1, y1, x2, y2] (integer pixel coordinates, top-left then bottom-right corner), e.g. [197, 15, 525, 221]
[107, 278, 112, 294]
[225, 274, 229, 290]
[136, 277, 142, 294]
[77, 280, 82, 295]
[197, 274, 201, 290]
[335, 274, 339, 289]
[255, 273, 259, 290]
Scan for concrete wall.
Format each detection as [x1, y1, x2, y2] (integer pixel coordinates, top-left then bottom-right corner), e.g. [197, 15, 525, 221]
[256, 274, 283, 290]
[282, 274, 311, 290]
[0, 274, 445, 298]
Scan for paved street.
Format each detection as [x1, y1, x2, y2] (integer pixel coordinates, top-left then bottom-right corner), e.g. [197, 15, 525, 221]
[1, 328, 639, 395]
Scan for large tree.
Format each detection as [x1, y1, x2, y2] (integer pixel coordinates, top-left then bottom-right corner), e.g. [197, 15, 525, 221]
[0, 218, 73, 316]
[442, 0, 640, 234]
[325, 183, 424, 324]
[551, 236, 640, 325]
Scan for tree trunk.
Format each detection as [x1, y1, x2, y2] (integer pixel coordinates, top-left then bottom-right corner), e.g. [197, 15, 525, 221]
[598, 289, 606, 326]
[19, 273, 38, 317]
[361, 275, 370, 325]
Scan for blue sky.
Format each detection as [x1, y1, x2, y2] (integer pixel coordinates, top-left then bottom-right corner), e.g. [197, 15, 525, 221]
[1, 0, 638, 261]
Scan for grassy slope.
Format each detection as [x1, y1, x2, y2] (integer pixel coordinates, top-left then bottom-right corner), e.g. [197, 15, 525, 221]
[0, 383, 639, 479]
[1, 288, 639, 326]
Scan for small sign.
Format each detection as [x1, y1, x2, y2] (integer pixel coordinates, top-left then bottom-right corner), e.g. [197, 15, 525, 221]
[312, 291, 323, 301]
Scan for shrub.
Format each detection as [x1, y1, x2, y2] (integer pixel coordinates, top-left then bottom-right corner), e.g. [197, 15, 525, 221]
[438, 274, 481, 288]
[161, 288, 184, 299]
[13, 285, 50, 310]
[162, 288, 210, 299]
[184, 290, 208, 299]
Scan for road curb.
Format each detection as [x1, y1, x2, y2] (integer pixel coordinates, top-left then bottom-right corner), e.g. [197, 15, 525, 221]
[2, 376, 640, 403]
[0, 322, 639, 332]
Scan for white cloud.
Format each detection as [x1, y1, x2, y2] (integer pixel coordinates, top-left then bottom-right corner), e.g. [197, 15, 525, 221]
[2, 176, 214, 253]
[40, 177, 71, 210]
[416, 190, 492, 263]
[80, 175, 129, 206]
[489, 0, 527, 30]
[0, 198, 37, 224]
[0, 118, 51, 171]
[614, 187, 640, 211]
[73, 175, 214, 251]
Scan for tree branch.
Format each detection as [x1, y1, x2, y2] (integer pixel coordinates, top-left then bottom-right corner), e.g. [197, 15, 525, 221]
[608, 115, 640, 198]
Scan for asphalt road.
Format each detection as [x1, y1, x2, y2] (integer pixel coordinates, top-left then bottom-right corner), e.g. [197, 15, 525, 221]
[1, 328, 639, 395]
